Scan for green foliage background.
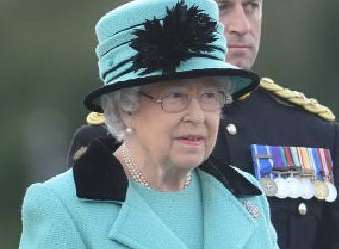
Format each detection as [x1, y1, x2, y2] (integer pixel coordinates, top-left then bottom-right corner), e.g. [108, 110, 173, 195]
[0, 1, 338, 248]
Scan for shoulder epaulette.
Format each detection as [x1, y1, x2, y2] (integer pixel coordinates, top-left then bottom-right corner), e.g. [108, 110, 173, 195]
[260, 78, 335, 122]
[86, 112, 105, 125]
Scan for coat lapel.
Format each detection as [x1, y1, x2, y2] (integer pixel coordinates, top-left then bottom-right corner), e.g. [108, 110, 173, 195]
[107, 184, 189, 249]
[73, 135, 263, 249]
[198, 171, 259, 249]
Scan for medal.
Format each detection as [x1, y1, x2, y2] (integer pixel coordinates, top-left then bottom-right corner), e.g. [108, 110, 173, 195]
[313, 180, 329, 200]
[300, 178, 314, 199]
[271, 146, 289, 199]
[317, 148, 337, 202]
[325, 182, 337, 202]
[309, 148, 328, 200]
[286, 177, 302, 198]
[251, 144, 273, 179]
[274, 177, 289, 199]
[259, 178, 278, 196]
[323, 149, 335, 182]
[251, 145, 337, 201]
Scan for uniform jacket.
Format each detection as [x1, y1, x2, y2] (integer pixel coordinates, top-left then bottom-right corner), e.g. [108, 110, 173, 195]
[20, 136, 278, 249]
[213, 85, 339, 249]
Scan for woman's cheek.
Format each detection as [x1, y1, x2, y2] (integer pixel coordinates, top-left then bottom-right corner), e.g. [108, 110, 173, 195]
[203, 138, 212, 160]
[207, 130, 218, 157]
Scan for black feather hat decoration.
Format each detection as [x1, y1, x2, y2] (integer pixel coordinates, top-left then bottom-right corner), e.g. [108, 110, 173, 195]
[129, 0, 219, 76]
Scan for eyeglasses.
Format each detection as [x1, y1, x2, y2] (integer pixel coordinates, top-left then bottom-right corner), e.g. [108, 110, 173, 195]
[139, 90, 227, 113]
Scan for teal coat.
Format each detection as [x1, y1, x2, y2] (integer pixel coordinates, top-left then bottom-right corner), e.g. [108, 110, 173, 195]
[19, 137, 278, 249]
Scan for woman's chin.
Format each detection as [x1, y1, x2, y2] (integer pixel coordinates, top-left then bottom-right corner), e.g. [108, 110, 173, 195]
[171, 156, 205, 170]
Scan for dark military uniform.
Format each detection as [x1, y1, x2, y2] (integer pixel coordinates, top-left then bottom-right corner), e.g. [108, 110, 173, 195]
[67, 78, 339, 249]
[213, 78, 339, 249]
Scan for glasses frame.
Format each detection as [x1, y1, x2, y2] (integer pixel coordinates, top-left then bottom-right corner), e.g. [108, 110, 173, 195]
[139, 90, 227, 113]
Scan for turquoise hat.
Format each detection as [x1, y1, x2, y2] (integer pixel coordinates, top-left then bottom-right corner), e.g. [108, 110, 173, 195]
[84, 0, 260, 112]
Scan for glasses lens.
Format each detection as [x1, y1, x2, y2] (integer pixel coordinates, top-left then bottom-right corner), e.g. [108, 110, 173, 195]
[161, 91, 225, 113]
[199, 91, 225, 111]
[161, 92, 188, 112]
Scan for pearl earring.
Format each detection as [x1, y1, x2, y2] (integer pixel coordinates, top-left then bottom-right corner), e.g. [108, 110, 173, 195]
[125, 127, 133, 134]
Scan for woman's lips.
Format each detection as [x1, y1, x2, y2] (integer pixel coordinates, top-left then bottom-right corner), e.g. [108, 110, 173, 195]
[175, 135, 205, 146]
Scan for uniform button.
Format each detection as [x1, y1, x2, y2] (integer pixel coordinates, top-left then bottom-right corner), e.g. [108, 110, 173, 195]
[298, 202, 307, 216]
[226, 123, 237, 135]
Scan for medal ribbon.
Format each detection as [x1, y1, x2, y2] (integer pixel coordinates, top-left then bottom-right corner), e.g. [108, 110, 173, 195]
[316, 148, 327, 180]
[299, 147, 312, 176]
[324, 149, 334, 182]
[305, 148, 322, 179]
[297, 147, 305, 171]
[290, 147, 301, 168]
[311, 147, 322, 179]
[284, 147, 294, 169]
[321, 149, 330, 181]
[307, 148, 314, 169]
[301, 147, 311, 170]
[280, 147, 288, 168]
[251, 144, 273, 179]
[271, 146, 285, 169]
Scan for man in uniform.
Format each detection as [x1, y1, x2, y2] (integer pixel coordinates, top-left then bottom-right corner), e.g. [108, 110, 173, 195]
[213, 1, 339, 249]
[67, 0, 339, 248]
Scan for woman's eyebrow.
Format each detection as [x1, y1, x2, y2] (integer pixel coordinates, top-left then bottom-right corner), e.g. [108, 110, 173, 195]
[217, 0, 233, 6]
[162, 86, 188, 93]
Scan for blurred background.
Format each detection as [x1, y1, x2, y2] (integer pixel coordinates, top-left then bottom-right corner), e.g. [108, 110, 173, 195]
[1, 0, 338, 248]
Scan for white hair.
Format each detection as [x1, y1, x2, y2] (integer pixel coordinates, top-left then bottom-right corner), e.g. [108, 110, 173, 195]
[101, 86, 141, 141]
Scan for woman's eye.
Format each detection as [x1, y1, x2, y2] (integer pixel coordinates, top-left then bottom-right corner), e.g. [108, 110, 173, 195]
[167, 92, 186, 99]
[201, 92, 219, 100]
[204, 92, 216, 98]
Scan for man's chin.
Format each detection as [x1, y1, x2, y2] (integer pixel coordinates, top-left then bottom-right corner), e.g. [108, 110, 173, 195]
[227, 54, 255, 69]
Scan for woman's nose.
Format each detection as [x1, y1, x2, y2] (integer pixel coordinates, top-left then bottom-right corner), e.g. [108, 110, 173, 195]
[183, 97, 205, 124]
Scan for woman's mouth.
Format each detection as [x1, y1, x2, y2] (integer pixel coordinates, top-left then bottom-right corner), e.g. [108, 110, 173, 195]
[175, 135, 205, 146]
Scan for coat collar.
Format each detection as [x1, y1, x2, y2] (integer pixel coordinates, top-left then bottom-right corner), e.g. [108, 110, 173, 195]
[107, 171, 260, 249]
[107, 183, 190, 249]
[73, 135, 261, 202]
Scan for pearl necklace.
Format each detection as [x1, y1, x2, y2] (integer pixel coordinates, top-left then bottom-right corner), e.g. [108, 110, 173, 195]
[119, 143, 192, 190]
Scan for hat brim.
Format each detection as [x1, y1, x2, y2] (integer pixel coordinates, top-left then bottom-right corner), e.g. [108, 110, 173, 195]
[84, 68, 259, 112]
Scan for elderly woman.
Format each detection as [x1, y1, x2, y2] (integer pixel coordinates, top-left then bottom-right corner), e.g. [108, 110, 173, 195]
[19, 0, 278, 248]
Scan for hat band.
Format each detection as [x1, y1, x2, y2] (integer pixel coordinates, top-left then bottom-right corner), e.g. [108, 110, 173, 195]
[103, 50, 224, 82]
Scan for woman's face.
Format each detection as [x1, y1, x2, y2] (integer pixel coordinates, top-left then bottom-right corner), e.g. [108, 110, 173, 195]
[126, 77, 224, 172]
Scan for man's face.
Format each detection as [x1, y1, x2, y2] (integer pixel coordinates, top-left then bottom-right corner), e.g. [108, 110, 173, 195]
[218, 0, 262, 69]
